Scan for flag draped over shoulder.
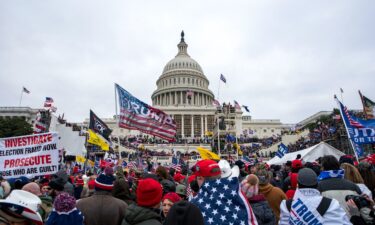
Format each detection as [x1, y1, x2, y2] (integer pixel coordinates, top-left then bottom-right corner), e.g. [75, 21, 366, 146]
[190, 177, 258, 225]
[88, 129, 109, 151]
[89, 110, 112, 141]
[197, 147, 220, 161]
[116, 83, 177, 142]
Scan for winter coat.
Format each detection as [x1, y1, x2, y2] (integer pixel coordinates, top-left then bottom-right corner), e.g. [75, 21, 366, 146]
[77, 191, 128, 225]
[113, 170, 135, 205]
[259, 183, 287, 222]
[318, 177, 362, 218]
[249, 194, 276, 225]
[39, 195, 53, 221]
[279, 188, 351, 225]
[121, 204, 162, 225]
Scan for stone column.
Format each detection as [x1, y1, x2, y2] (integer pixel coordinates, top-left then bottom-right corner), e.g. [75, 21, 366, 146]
[169, 93, 172, 105]
[201, 115, 204, 137]
[174, 92, 177, 105]
[181, 114, 185, 137]
[204, 115, 208, 132]
[180, 91, 183, 105]
[191, 115, 194, 137]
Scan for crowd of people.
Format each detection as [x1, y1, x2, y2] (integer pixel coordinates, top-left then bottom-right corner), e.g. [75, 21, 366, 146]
[1, 153, 375, 225]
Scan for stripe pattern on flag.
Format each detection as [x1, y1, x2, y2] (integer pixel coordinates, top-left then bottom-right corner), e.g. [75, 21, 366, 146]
[116, 84, 177, 141]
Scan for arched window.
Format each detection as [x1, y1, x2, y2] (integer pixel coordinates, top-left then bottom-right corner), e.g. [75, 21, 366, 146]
[183, 78, 185, 83]
[188, 78, 190, 84]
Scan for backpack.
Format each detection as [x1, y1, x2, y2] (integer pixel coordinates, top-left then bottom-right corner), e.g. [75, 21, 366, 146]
[286, 197, 332, 217]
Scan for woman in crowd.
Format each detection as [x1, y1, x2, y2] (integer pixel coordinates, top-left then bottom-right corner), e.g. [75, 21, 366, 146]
[161, 192, 181, 223]
[341, 163, 373, 198]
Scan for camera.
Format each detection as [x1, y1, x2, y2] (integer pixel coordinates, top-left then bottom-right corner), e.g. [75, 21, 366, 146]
[345, 195, 370, 209]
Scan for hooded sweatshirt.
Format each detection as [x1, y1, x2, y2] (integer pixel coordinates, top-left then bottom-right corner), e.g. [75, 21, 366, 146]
[259, 183, 287, 222]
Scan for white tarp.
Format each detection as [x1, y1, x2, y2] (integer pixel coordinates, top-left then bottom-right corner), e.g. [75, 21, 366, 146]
[49, 115, 86, 156]
[267, 142, 345, 165]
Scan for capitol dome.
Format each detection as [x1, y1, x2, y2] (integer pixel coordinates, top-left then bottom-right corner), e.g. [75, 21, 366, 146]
[152, 31, 215, 107]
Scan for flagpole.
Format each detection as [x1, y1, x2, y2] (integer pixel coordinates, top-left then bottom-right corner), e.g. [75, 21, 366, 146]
[358, 90, 367, 119]
[114, 83, 119, 122]
[335, 96, 359, 162]
[19, 89, 24, 106]
[340, 88, 344, 104]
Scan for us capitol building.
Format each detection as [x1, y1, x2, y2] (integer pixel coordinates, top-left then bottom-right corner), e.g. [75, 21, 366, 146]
[107, 32, 287, 149]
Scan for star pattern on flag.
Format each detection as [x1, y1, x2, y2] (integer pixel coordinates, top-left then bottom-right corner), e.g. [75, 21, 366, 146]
[191, 177, 258, 225]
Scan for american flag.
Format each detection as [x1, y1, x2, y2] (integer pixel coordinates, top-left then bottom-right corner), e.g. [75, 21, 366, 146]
[116, 84, 177, 142]
[212, 99, 220, 107]
[343, 105, 364, 128]
[220, 74, 227, 83]
[241, 156, 253, 167]
[170, 156, 181, 171]
[234, 100, 241, 110]
[191, 177, 258, 225]
[44, 97, 54, 107]
[34, 121, 47, 133]
[126, 161, 137, 169]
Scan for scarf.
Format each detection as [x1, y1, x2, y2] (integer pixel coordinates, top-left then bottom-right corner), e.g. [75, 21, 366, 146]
[317, 169, 344, 181]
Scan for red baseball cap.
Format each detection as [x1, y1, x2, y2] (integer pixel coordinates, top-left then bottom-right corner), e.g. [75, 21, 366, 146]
[292, 160, 303, 169]
[192, 160, 221, 178]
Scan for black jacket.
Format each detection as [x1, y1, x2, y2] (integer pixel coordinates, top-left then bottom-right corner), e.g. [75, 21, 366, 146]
[122, 204, 162, 225]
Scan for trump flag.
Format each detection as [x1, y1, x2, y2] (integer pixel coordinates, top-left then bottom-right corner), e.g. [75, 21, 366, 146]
[115, 83, 177, 142]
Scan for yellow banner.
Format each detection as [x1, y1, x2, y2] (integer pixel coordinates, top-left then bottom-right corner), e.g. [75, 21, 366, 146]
[88, 129, 109, 151]
[76, 155, 86, 164]
[197, 147, 220, 161]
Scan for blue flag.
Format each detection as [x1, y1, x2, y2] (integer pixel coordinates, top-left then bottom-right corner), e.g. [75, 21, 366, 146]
[190, 177, 258, 225]
[337, 99, 375, 157]
[276, 143, 288, 158]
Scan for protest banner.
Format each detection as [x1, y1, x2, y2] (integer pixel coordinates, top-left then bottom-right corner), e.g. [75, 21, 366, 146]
[0, 132, 59, 178]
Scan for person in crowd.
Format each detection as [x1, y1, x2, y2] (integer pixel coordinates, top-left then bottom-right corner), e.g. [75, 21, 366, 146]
[0, 190, 43, 225]
[283, 159, 303, 199]
[0, 176, 11, 199]
[41, 182, 52, 196]
[357, 161, 375, 198]
[113, 166, 134, 205]
[281, 161, 292, 180]
[45, 192, 84, 225]
[341, 163, 373, 199]
[318, 155, 362, 217]
[74, 175, 84, 199]
[49, 170, 74, 199]
[191, 159, 221, 188]
[122, 178, 163, 225]
[346, 194, 375, 225]
[173, 173, 185, 184]
[234, 160, 247, 180]
[77, 167, 128, 225]
[161, 192, 181, 223]
[279, 168, 351, 225]
[175, 184, 187, 200]
[164, 201, 204, 225]
[22, 182, 53, 221]
[241, 174, 276, 225]
[256, 163, 287, 222]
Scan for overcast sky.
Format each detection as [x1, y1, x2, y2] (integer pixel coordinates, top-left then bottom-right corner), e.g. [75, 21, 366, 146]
[1, 1, 374, 124]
